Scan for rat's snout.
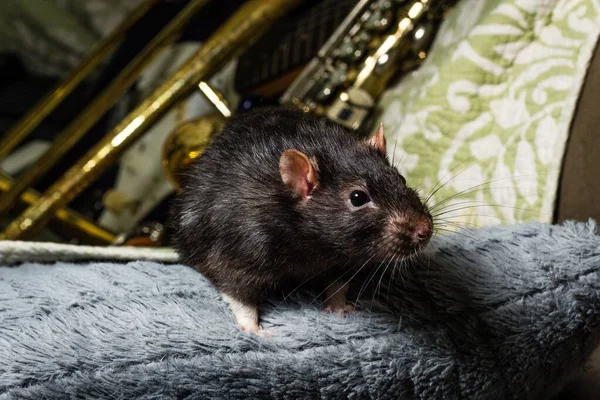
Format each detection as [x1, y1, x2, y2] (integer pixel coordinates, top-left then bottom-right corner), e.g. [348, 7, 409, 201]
[410, 216, 433, 245]
[388, 213, 433, 251]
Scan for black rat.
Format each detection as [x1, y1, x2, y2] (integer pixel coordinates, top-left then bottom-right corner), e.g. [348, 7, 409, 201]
[172, 107, 433, 334]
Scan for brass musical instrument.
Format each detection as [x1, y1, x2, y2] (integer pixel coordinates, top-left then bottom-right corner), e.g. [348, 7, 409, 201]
[0, 0, 300, 241]
[0, 0, 212, 215]
[0, 172, 115, 244]
[280, 0, 457, 131]
[162, 0, 457, 193]
[162, 113, 226, 189]
[162, 79, 232, 189]
[0, 1, 156, 245]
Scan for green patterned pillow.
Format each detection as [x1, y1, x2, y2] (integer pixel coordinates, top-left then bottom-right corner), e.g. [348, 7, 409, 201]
[377, 0, 600, 230]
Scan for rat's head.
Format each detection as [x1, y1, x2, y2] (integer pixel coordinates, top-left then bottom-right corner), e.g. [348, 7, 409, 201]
[279, 123, 433, 264]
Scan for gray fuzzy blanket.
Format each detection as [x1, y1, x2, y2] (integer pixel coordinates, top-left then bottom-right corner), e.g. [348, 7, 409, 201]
[1, 221, 600, 399]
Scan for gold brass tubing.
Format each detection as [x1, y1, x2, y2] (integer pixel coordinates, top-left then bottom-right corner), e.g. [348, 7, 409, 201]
[0, 0, 300, 240]
[0, 0, 157, 161]
[353, 0, 427, 96]
[198, 81, 232, 117]
[0, 0, 210, 215]
[0, 172, 115, 244]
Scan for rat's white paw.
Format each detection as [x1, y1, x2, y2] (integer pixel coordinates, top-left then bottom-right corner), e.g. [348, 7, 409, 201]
[222, 294, 273, 337]
[239, 321, 262, 333]
[239, 322, 275, 338]
[222, 294, 264, 335]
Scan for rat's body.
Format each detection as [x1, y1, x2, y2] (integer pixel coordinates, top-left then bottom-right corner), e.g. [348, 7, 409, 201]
[172, 108, 432, 333]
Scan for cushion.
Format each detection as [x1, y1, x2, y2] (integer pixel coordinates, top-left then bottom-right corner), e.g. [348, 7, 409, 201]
[376, 0, 600, 227]
[1, 221, 599, 399]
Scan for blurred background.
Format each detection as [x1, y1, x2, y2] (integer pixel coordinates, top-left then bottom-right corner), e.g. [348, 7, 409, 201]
[0, 0, 597, 247]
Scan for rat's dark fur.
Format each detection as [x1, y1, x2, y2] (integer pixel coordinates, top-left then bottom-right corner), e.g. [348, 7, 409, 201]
[172, 108, 431, 307]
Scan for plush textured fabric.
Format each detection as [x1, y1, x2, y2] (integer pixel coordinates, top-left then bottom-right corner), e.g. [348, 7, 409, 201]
[1, 221, 599, 399]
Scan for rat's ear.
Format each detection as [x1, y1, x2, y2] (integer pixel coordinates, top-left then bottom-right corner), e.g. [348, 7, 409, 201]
[367, 123, 386, 156]
[280, 149, 318, 198]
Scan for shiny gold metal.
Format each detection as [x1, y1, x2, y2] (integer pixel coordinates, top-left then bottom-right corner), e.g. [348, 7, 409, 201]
[162, 113, 226, 188]
[0, 0, 300, 240]
[325, 0, 439, 130]
[0, 0, 157, 161]
[352, 2, 427, 98]
[160, 81, 231, 188]
[0, 172, 115, 244]
[0, 0, 211, 215]
[281, 0, 456, 131]
[197, 81, 232, 117]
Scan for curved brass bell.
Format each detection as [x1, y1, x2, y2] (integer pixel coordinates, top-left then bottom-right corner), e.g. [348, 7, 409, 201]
[163, 78, 233, 190]
[162, 112, 226, 189]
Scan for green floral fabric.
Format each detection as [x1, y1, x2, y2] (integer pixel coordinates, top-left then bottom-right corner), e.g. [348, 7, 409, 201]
[377, 0, 600, 229]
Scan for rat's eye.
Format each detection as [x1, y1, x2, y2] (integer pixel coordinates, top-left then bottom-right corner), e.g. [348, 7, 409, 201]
[400, 175, 407, 185]
[350, 190, 371, 207]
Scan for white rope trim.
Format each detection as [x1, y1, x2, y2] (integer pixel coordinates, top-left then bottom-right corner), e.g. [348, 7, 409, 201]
[0, 241, 179, 265]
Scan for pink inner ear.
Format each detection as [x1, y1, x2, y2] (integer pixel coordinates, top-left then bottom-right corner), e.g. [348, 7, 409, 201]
[280, 150, 317, 198]
[303, 180, 314, 198]
[369, 123, 386, 155]
[292, 170, 312, 198]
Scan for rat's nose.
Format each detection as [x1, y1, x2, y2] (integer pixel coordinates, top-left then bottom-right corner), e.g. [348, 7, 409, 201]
[411, 218, 432, 244]
[389, 214, 433, 247]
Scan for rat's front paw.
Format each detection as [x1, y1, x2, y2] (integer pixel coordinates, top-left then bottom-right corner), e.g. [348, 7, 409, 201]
[240, 321, 262, 334]
[246, 327, 275, 339]
[323, 304, 356, 317]
[323, 281, 354, 317]
[240, 323, 273, 338]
